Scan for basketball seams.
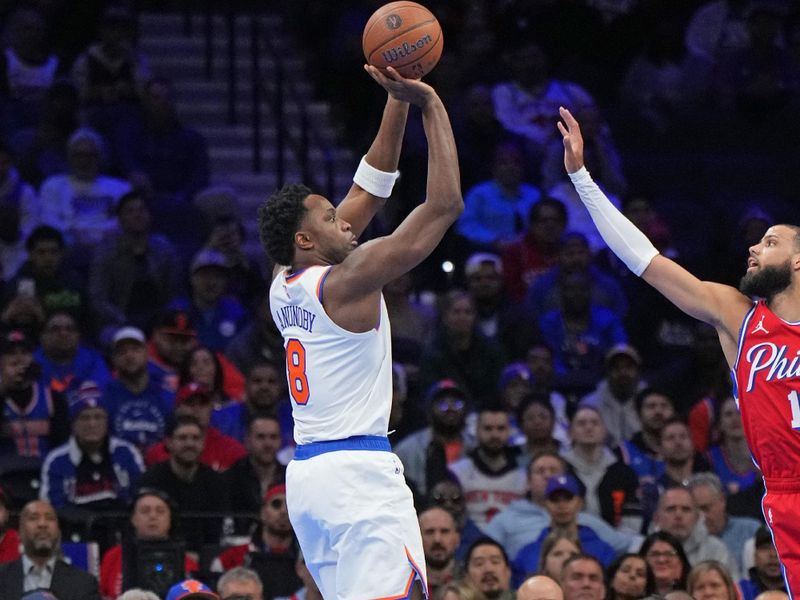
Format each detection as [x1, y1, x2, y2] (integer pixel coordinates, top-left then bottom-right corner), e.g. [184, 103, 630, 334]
[362, 4, 434, 51]
[366, 20, 439, 65]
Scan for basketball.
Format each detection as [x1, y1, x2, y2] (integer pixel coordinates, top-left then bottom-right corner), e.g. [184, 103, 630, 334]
[362, 1, 443, 80]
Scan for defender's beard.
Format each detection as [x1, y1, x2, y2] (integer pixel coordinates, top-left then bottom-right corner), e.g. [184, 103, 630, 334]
[739, 260, 792, 301]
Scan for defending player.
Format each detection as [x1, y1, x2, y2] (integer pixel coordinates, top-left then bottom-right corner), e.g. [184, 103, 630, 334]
[558, 105, 800, 595]
[259, 66, 461, 600]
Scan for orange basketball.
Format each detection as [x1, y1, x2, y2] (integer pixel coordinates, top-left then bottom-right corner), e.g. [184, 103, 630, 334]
[362, 1, 443, 79]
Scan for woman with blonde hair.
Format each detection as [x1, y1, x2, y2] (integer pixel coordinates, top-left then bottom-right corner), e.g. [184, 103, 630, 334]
[686, 560, 738, 600]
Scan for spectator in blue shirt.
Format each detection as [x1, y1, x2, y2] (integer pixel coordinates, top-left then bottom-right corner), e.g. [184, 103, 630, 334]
[34, 311, 110, 402]
[211, 360, 292, 448]
[738, 526, 787, 600]
[456, 140, 541, 252]
[103, 326, 175, 452]
[539, 271, 627, 396]
[512, 474, 616, 587]
[170, 248, 249, 352]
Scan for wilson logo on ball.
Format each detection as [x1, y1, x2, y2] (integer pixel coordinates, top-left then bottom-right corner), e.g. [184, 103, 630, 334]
[385, 14, 402, 29]
[381, 33, 433, 64]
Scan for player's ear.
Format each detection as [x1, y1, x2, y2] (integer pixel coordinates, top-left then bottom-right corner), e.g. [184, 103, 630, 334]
[295, 230, 313, 251]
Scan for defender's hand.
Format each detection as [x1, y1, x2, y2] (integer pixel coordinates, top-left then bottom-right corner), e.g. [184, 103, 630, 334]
[365, 65, 436, 108]
[557, 106, 585, 174]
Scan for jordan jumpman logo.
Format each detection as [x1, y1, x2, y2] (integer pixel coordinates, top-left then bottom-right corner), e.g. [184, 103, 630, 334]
[752, 315, 769, 334]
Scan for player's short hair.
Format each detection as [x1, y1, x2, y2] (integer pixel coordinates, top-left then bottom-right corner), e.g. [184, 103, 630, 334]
[258, 183, 312, 266]
[779, 223, 800, 250]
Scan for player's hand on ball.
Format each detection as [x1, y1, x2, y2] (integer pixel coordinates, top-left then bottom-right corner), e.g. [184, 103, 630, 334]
[364, 65, 436, 107]
[557, 106, 585, 174]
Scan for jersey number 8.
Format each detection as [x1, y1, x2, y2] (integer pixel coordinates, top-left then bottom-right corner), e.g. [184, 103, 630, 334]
[286, 339, 309, 405]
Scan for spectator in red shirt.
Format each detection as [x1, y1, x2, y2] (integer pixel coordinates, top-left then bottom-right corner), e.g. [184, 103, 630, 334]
[144, 382, 246, 471]
[99, 488, 198, 599]
[501, 198, 567, 302]
[0, 486, 19, 563]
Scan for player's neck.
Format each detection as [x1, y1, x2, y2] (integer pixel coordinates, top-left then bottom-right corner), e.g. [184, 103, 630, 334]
[766, 288, 800, 322]
[292, 252, 331, 274]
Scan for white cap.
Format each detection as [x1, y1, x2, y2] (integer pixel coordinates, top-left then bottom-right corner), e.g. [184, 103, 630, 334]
[112, 326, 146, 346]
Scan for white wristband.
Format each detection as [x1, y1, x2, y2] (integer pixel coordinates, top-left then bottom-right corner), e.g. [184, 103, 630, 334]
[353, 155, 400, 198]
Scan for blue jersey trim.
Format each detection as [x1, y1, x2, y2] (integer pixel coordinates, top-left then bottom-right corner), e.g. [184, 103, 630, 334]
[733, 302, 758, 373]
[293, 435, 391, 460]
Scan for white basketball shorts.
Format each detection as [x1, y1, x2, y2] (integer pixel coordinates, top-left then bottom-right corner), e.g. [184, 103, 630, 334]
[286, 436, 427, 599]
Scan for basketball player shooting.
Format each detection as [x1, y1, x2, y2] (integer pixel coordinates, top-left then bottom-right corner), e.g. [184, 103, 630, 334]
[559, 106, 800, 595]
[259, 65, 461, 600]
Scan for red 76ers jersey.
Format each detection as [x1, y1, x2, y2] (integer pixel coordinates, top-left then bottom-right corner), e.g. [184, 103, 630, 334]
[734, 300, 800, 479]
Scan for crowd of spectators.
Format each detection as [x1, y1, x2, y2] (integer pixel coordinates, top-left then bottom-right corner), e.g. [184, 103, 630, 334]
[0, 0, 799, 599]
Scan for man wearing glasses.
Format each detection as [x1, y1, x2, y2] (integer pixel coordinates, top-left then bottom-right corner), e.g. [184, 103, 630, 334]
[211, 484, 302, 598]
[394, 379, 471, 498]
[653, 486, 738, 579]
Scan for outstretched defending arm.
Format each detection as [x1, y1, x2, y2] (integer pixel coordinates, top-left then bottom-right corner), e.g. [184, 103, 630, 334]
[558, 107, 750, 359]
[335, 68, 410, 237]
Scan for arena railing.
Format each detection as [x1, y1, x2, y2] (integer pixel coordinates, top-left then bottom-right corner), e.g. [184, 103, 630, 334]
[175, 2, 337, 198]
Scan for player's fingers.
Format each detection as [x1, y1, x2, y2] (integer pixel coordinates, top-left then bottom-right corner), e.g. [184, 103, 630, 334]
[385, 66, 404, 82]
[557, 121, 568, 138]
[364, 64, 381, 80]
[559, 106, 580, 131]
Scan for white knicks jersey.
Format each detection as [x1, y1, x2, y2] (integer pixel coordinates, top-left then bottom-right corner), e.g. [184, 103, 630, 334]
[269, 265, 393, 445]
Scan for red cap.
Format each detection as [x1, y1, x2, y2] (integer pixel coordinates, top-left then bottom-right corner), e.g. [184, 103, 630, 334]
[176, 382, 212, 405]
[156, 309, 197, 336]
[264, 483, 286, 504]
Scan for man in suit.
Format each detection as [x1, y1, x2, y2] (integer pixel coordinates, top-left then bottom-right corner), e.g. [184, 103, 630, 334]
[0, 499, 100, 600]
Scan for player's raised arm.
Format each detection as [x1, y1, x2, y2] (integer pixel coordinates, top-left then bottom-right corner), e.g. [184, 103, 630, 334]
[336, 72, 410, 237]
[557, 107, 751, 349]
[329, 67, 462, 297]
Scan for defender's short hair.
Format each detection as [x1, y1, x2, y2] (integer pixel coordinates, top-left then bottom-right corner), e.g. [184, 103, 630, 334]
[258, 184, 312, 266]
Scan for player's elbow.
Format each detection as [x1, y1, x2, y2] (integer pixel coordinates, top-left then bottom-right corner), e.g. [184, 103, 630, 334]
[437, 192, 463, 218]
